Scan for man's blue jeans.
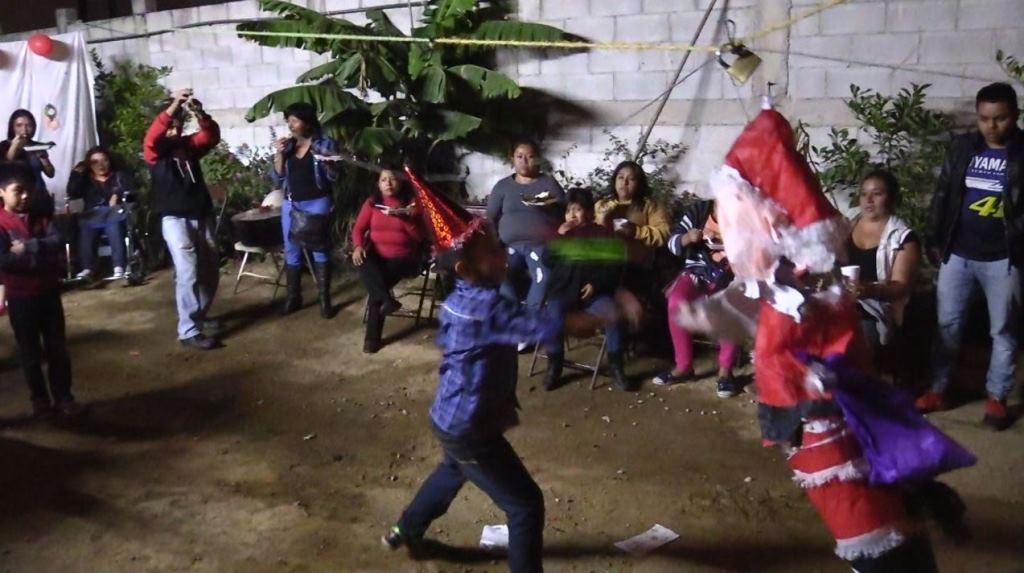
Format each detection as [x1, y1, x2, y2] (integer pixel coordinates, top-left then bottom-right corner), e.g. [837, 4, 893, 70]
[399, 428, 545, 573]
[281, 197, 331, 266]
[929, 254, 1021, 399]
[501, 242, 549, 310]
[161, 216, 220, 340]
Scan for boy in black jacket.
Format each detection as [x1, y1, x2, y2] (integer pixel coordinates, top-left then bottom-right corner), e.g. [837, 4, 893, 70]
[543, 188, 631, 390]
[0, 162, 80, 417]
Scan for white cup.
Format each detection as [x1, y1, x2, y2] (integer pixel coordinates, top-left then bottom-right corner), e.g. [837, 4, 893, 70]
[613, 218, 628, 231]
[840, 265, 861, 284]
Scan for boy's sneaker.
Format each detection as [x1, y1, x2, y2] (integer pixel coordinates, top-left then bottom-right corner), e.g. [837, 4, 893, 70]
[651, 369, 694, 387]
[109, 267, 125, 280]
[200, 319, 226, 337]
[180, 333, 219, 350]
[517, 342, 534, 354]
[31, 399, 54, 419]
[983, 397, 1013, 431]
[75, 269, 93, 280]
[716, 375, 740, 398]
[381, 524, 425, 557]
[55, 398, 86, 417]
[914, 391, 948, 414]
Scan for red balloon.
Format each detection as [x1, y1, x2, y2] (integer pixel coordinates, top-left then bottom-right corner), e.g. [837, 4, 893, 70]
[28, 34, 54, 57]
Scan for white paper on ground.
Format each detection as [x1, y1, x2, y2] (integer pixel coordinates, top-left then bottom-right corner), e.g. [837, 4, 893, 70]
[479, 524, 509, 550]
[614, 524, 680, 557]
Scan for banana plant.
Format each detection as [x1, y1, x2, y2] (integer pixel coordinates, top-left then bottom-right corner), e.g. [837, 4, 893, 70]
[237, 0, 591, 165]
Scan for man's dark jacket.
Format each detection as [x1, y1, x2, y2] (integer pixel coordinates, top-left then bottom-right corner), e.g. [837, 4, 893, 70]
[928, 130, 1024, 266]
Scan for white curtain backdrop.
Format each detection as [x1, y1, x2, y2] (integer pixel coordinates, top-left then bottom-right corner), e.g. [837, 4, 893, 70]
[0, 31, 98, 208]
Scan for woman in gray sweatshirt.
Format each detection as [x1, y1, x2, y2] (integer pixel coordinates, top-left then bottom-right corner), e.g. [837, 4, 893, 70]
[486, 140, 566, 312]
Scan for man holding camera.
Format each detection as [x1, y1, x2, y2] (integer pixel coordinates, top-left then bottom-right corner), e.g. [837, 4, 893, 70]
[143, 88, 223, 350]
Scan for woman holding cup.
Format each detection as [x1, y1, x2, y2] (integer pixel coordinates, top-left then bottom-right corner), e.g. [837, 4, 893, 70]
[845, 169, 921, 352]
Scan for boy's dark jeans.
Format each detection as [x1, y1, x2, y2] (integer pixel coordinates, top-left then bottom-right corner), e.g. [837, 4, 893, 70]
[7, 292, 73, 405]
[399, 426, 545, 573]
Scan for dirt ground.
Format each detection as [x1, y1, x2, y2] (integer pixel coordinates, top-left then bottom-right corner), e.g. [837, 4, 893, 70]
[1, 261, 1022, 573]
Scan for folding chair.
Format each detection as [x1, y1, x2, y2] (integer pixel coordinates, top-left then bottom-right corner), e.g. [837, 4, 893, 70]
[233, 243, 315, 301]
[529, 332, 609, 390]
[362, 262, 441, 327]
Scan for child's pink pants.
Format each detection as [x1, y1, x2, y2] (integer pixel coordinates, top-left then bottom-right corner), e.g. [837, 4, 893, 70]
[665, 273, 739, 372]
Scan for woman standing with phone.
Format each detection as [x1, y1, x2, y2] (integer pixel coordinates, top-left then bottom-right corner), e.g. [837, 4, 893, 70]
[1, 110, 55, 215]
[271, 102, 340, 319]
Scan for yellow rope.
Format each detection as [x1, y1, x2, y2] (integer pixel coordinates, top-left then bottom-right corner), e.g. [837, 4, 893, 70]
[200, 0, 851, 54]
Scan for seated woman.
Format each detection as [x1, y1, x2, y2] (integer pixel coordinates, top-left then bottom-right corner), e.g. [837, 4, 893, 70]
[1, 109, 55, 216]
[544, 188, 631, 391]
[653, 200, 741, 397]
[594, 160, 670, 296]
[846, 169, 921, 354]
[66, 147, 132, 280]
[351, 168, 426, 354]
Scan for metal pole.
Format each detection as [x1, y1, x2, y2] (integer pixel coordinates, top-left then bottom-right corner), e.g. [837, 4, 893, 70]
[633, 0, 719, 160]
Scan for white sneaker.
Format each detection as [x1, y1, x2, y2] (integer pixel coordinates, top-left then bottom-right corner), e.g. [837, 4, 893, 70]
[75, 269, 93, 280]
[517, 342, 532, 353]
[109, 267, 125, 280]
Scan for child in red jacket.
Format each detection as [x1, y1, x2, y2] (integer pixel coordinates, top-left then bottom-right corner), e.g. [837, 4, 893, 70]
[0, 161, 80, 418]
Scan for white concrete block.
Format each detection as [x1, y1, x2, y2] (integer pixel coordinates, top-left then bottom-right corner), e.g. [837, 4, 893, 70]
[615, 71, 670, 100]
[541, 0, 581, 20]
[589, 49, 642, 73]
[108, 16, 142, 35]
[892, 64, 964, 98]
[562, 17, 614, 41]
[166, 29, 191, 51]
[669, 10, 722, 43]
[248, 63, 281, 87]
[233, 86, 269, 110]
[173, 50, 204, 71]
[198, 2, 229, 22]
[615, 14, 669, 42]
[227, 0, 261, 21]
[848, 33, 920, 66]
[590, 0, 642, 17]
[517, 73, 565, 95]
[518, 0, 541, 21]
[669, 68, 723, 100]
[148, 51, 175, 70]
[958, 0, 1024, 30]
[229, 43, 263, 66]
[996, 29, 1024, 61]
[187, 28, 219, 49]
[640, 51, 683, 73]
[919, 31, 996, 65]
[518, 56, 541, 76]
[561, 73, 614, 101]
[825, 67, 893, 98]
[192, 68, 220, 89]
[790, 67, 827, 99]
[540, 52, 590, 75]
[171, 7, 200, 28]
[145, 10, 173, 32]
[643, 0, 685, 13]
[790, 10, 820, 37]
[164, 70, 192, 90]
[963, 63, 1009, 93]
[199, 46, 233, 68]
[886, 1, 956, 32]
[279, 63, 311, 85]
[218, 66, 249, 88]
[820, 3, 885, 35]
[324, 0, 358, 11]
[203, 89, 236, 111]
[790, 36, 854, 68]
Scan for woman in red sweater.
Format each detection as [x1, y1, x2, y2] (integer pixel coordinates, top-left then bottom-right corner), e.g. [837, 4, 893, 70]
[351, 168, 426, 353]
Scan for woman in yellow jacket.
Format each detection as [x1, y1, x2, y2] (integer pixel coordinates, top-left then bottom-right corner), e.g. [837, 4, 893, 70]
[595, 160, 671, 271]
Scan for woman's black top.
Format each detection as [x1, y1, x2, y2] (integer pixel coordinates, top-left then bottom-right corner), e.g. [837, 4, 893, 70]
[846, 239, 879, 284]
[286, 151, 321, 201]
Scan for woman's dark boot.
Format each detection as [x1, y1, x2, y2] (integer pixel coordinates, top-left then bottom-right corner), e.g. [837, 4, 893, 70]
[314, 262, 334, 319]
[608, 351, 631, 391]
[364, 304, 384, 353]
[282, 265, 302, 315]
[544, 352, 564, 391]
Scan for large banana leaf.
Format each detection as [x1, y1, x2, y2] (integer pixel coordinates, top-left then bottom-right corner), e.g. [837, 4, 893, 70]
[419, 65, 448, 103]
[436, 110, 483, 141]
[245, 82, 366, 124]
[297, 55, 361, 84]
[472, 20, 575, 43]
[447, 64, 521, 99]
[354, 127, 404, 158]
[237, 0, 363, 54]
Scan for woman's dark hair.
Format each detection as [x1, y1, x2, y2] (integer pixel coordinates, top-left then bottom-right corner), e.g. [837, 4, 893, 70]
[608, 160, 650, 203]
[83, 145, 113, 167]
[861, 168, 901, 208]
[565, 187, 595, 215]
[976, 82, 1019, 115]
[371, 164, 413, 206]
[283, 102, 322, 136]
[6, 109, 37, 141]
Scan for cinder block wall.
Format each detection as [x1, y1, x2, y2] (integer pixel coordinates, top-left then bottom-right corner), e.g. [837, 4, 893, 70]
[5, 0, 1024, 199]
